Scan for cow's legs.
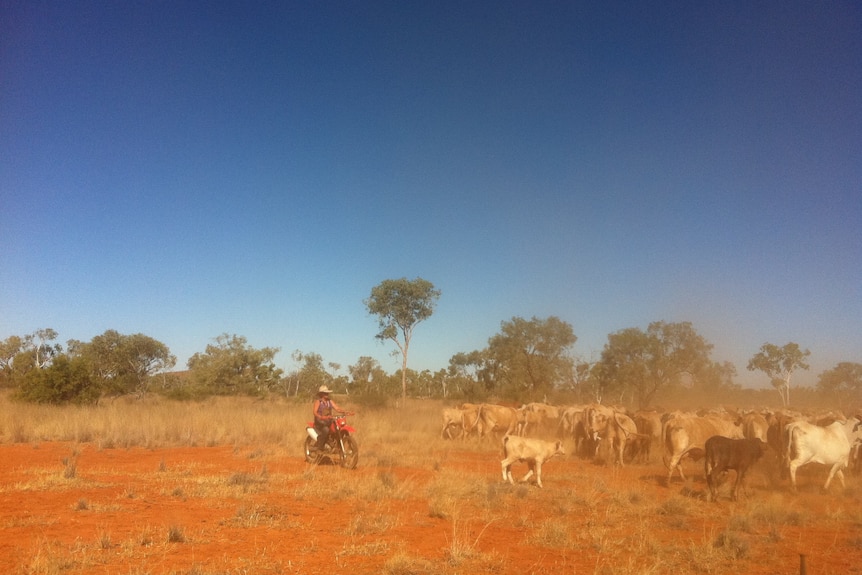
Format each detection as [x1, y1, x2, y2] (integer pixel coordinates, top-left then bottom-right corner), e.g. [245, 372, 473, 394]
[788, 459, 800, 491]
[666, 454, 686, 484]
[836, 468, 846, 489]
[534, 461, 543, 488]
[707, 463, 728, 500]
[521, 461, 535, 484]
[615, 438, 626, 467]
[823, 463, 847, 491]
[732, 469, 745, 501]
[501, 459, 514, 484]
[706, 466, 717, 500]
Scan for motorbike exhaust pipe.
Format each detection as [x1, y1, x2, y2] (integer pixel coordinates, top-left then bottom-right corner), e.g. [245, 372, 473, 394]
[306, 427, 318, 441]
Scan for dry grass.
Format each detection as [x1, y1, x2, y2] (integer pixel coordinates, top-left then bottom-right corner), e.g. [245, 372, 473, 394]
[1, 393, 860, 575]
[0, 393, 305, 447]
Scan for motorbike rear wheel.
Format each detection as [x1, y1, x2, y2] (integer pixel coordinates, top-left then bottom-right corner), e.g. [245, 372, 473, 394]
[303, 436, 319, 464]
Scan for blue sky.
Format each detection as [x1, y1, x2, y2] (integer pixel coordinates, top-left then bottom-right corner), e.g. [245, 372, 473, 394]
[2, 2, 860, 388]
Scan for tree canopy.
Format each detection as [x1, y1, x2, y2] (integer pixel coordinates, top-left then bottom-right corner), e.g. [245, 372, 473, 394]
[187, 334, 281, 396]
[71, 330, 177, 397]
[815, 361, 862, 403]
[365, 277, 440, 401]
[596, 321, 713, 408]
[2, 316, 855, 407]
[9, 329, 175, 403]
[485, 316, 577, 401]
[747, 342, 810, 406]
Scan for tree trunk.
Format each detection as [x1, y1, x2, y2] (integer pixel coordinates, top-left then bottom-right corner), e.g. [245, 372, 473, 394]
[401, 342, 409, 403]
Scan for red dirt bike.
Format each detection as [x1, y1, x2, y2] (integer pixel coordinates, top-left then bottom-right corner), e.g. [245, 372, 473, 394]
[304, 413, 359, 469]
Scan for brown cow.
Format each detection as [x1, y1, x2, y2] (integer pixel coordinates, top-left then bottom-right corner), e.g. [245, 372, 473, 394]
[704, 436, 769, 501]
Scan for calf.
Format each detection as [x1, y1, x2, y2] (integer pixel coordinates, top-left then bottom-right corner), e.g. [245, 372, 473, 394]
[704, 436, 768, 501]
[500, 435, 565, 488]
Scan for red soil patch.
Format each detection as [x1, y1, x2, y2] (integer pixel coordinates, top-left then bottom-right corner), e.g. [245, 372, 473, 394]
[1, 442, 860, 574]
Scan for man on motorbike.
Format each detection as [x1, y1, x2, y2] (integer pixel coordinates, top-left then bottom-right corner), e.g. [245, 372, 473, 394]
[311, 385, 348, 453]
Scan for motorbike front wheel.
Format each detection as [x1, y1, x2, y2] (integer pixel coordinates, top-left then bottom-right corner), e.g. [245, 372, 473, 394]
[339, 434, 359, 469]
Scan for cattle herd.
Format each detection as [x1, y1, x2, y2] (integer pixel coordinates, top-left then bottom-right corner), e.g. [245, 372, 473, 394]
[441, 402, 862, 499]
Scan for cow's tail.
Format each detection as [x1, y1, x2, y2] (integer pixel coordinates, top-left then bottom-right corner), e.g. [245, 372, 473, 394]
[660, 418, 670, 456]
[501, 434, 511, 457]
[661, 421, 675, 463]
[785, 421, 797, 461]
[467, 404, 484, 438]
[613, 411, 634, 438]
[703, 444, 715, 477]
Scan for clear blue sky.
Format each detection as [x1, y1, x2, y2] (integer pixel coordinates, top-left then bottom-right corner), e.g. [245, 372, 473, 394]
[2, 2, 860, 388]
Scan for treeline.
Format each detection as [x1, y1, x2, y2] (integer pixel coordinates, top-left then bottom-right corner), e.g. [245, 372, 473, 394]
[1, 318, 860, 409]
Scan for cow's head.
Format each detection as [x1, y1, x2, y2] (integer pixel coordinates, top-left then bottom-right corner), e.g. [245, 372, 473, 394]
[586, 405, 611, 440]
[551, 440, 566, 459]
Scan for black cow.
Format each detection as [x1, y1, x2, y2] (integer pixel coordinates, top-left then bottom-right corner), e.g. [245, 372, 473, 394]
[704, 436, 768, 501]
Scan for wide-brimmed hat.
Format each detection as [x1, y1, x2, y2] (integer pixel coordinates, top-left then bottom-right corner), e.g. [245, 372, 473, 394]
[318, 385, 333, 394]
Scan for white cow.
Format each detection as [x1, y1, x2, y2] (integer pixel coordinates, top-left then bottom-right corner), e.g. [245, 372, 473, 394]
[500, 435, 565, 488]
[440, 408, 465, 439]
[786, 416, 862, 492]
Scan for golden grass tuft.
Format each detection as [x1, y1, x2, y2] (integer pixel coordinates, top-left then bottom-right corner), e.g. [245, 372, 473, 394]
[166, 524, 185, 543]
[383, 551, 440, 575]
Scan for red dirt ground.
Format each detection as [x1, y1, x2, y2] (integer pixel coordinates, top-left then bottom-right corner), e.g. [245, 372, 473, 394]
[1, 441, 860, 574]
